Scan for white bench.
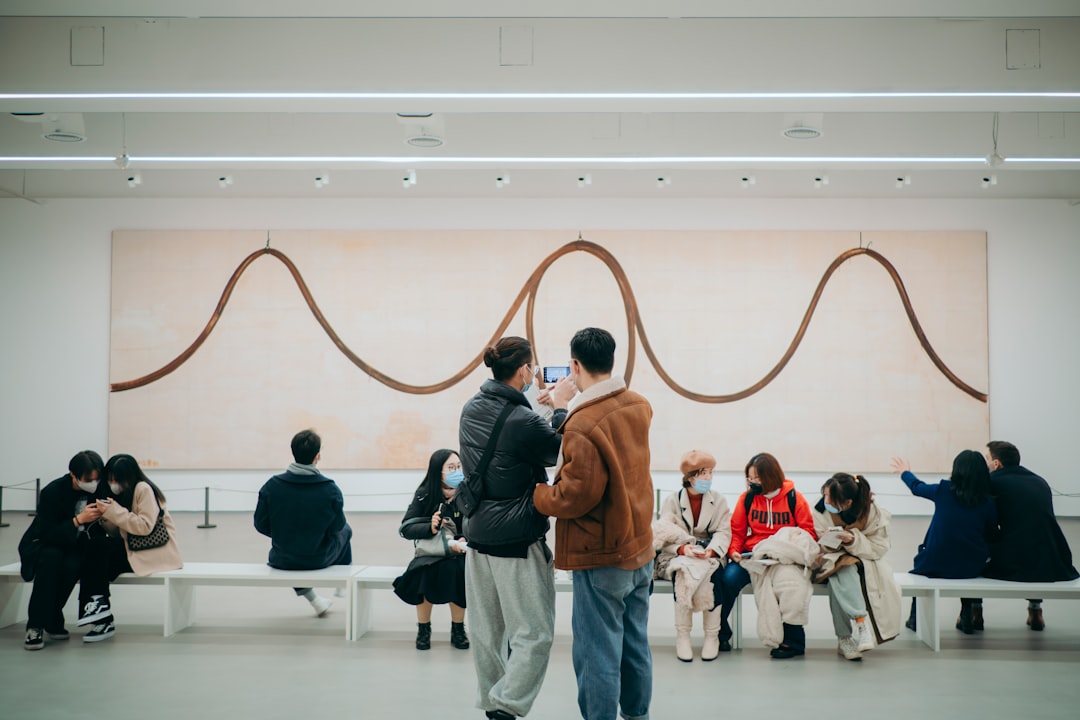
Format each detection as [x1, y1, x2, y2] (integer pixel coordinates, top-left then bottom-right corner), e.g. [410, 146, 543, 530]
[0, 561, 361, 640]
[351, 565, 1080, 651]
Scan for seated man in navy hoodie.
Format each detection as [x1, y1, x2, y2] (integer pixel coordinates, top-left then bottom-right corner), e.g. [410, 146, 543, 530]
[255, 429, 353, 616]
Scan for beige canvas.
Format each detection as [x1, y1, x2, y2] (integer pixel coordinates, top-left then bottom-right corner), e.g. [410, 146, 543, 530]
[108, 229, 988, 472]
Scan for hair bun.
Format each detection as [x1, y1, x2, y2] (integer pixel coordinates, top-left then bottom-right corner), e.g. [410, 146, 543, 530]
[483, 346, 499, 368]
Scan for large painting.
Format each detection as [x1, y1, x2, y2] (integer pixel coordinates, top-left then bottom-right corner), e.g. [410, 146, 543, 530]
[109, 230, 988, 472]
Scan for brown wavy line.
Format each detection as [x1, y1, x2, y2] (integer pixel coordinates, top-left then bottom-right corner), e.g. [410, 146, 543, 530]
[110, 240, 987, 403]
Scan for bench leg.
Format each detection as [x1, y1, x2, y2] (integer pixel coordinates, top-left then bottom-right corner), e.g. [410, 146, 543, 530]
[164, 579, 196, 637]
[352, 586, 374, 641]
[343, 582, 353, 641]
[732, 595, 742, 651]
[0, 579, 30, 629]
[915, 591, 940, 652]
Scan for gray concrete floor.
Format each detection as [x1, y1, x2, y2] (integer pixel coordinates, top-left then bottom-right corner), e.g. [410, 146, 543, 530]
[1, 511, 1078, 720]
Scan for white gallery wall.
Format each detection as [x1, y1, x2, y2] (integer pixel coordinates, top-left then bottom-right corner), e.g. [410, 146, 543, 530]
[1, 196, 1078, 516]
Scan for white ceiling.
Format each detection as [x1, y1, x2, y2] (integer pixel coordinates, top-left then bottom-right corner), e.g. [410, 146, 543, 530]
[1, 3, 1079, 201]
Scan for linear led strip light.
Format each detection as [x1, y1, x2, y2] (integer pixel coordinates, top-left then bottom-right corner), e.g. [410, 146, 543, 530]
[3, 91, 1080, 100]
[2, 155, 1078, 165]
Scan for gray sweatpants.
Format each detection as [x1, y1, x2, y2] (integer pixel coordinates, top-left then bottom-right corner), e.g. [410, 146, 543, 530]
[826, 564, 868, 637]
[465, 542, 556, 717]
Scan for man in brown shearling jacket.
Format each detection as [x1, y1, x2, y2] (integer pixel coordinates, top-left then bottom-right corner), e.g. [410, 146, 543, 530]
[533, 327, 654, 720]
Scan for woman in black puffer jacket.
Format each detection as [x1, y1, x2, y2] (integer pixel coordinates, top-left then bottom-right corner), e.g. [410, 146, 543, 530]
[458, 335, 575, 720]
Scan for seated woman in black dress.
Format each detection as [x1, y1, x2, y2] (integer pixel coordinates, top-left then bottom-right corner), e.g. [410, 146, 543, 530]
[393, 448, 469, 651]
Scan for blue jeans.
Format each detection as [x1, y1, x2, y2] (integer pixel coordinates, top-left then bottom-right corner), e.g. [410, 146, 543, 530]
[718, 561, 750, 642]
[571, 562, 653, 720]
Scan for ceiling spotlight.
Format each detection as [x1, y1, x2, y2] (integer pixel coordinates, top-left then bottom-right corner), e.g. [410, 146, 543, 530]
[402, 169, 417, 188]
[217, 175, 233, 189]
[981, 174, 998, 188]
[986, 152, 1006, 168]
[495, 174, 510, 189]
[314, 174, 330, 189]
[813, 175, 829, 189]
[656, 176, 672, 188]
[114, 153, 131, 170]
[895, 175, 911, 189]
[739, 176, 756, 189]
[783, 126, 822, 140]
[576, 173, 592, 188]
[126, 173, 142, 189]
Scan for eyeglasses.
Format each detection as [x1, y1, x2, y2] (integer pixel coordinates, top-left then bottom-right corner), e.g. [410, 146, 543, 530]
[527, 364, 540, 377]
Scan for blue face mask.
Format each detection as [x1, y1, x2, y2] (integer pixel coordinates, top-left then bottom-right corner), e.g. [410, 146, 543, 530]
[692, 478, 712, 494]
[444, 469, 465, 488]
[824, 502, 841, 514]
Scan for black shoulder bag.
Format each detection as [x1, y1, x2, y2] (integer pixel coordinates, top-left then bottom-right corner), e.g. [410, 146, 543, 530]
[456, 403, 515, 518]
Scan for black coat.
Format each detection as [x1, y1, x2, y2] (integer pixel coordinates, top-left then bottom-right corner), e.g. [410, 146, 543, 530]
[458, 379, 564, 547]
[19, 475, 109, 579]
[254, 470, 352, 570]
[398, 490, 465, 572]
[983, 465, 1078, 582]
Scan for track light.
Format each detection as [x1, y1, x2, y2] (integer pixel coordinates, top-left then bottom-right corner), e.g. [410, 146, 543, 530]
[576, 173, 592, 188]
[126, 173, 142, 188]
[314, 174, 330, 189]
[402, 169, 417, 188]
[740, 175, 756, 189]
[217, 175, 233, 188]
[813, 175, 829, 189]
[981, 174, 998, 188]
[495, 174, 510, 189]
[655, 176, 672, 188]
[894, 175, 911, 189]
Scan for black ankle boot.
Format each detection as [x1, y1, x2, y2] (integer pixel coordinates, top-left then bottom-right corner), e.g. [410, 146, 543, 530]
[956, 601, 975, 635]
[450, 621, 470, 650]
[415, 622, 432, 650]
[905, 598, 917, 632]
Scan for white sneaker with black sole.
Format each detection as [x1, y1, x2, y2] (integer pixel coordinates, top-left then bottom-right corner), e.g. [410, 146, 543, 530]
[83, 618, 115, 643]
[77, 595, 111, 626]
[24, 627, 44, 651]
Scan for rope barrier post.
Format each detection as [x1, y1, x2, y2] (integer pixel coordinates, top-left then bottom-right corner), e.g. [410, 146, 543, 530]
[197, 486, 217, 529]
[27, 477, 40, 517]
[655, 488, 661, 519]
[0, 486, 9, 527]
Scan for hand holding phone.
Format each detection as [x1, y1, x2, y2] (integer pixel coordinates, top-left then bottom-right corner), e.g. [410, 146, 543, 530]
[543, 365, 570, 384]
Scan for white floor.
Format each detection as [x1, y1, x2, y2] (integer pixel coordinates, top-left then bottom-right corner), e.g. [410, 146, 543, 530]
[1, 511, 1078, 720]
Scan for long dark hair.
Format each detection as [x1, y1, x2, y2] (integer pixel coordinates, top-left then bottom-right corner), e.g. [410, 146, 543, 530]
[822, 473, 873, 525]
[105, 454, 166, 509]
[412, 448, 459, 515]
[950, 450, 991, 506]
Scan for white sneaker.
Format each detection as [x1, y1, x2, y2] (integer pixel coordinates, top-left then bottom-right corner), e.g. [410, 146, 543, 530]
[852, 618, 875, 652]
[309, 595, 333, 617]
[333, 587, 347, 598]
[83, 620, 116, 643]
[837, 635, 862, 661]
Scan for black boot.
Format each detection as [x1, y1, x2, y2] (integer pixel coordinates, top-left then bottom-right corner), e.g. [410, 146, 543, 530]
[905, 598, 917, 632]
[956, 599, 975, 635]
[415, 622, 432, 650]
[450, 621, 470, 650]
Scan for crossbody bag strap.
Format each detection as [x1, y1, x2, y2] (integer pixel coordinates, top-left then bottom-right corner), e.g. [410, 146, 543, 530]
[473, 402, 516, 498]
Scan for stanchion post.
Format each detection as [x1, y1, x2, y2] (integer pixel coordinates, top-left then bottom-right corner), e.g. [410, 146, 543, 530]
[27, 477, 40, 517]
[655, 488, 661, 519]
[0, 486, 10, 528]
[197, 486, 217, 529]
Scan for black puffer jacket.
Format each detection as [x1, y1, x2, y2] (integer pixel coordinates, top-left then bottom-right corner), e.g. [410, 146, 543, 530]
[459, 379, 565, 548]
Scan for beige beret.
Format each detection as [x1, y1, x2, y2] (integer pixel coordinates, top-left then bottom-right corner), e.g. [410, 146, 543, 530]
[679, 450, 716, 475]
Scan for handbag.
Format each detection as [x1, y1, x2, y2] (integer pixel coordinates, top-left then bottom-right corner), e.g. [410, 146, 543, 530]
[127, 509, 170, 552]
[456, 403, 516, 518]
[403, 516, 459, 557]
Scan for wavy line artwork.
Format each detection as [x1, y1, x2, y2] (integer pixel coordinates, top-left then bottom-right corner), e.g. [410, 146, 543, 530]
[110, 239, 987, 403]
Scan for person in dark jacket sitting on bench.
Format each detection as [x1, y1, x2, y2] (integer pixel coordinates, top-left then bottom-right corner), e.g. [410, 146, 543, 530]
[255, 429, 353, 617]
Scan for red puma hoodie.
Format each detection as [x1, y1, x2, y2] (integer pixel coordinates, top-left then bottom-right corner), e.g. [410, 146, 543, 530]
[727, 479, 817, 559]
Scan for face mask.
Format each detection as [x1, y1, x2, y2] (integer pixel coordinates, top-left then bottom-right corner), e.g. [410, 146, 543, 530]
[444, 469, 465, 489]
[824, 502, 841, 514]
[109, 482, 124, 496]
[692, 478, 712, 494]
[747, 482, 763, 495]
[77, 480, 99, 494]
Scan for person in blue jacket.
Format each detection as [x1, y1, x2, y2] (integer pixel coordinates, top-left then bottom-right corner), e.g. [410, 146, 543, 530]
[255, 429, 353, 616]
[890, 450, 997, 634]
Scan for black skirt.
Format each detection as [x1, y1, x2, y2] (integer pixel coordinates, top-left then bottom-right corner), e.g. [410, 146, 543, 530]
[392, 553, 467, 607]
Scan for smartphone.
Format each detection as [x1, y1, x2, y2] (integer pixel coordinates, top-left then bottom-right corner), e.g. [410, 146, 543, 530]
[543, 365, 570, 383]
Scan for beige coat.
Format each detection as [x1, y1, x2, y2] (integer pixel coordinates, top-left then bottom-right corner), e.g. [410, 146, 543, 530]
[101, 482, 183, 576]
[746, 526, 818, 648]
[812, 501, 901, 643]
[651, 518, 720, 611]
[656, 488, 732, 563]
